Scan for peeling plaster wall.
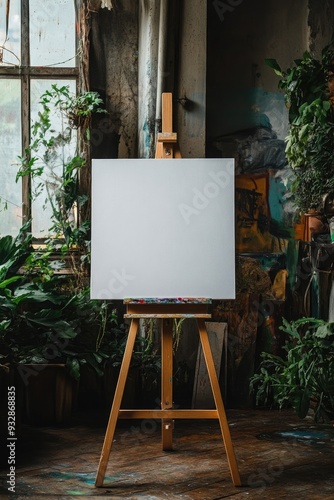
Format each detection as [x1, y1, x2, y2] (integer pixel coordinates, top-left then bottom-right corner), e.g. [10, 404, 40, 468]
[206, 0, 309, 147]
[206, 0, 334, 150]
[88, 1, 334, 160]
[89, 0, 206, 159]
[137, 0, 202, 158]
[89, 1, 138, 159]
[206, 1, 334, 317]
[308, 0, 334, 56]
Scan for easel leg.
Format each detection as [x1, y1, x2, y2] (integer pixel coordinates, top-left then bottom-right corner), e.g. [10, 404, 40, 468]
[161, 318, 173, 450]
[197, 319, 242, 487]
[95, 318, 139, 487]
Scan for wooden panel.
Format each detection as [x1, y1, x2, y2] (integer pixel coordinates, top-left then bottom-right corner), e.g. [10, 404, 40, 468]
[213, 293, 259, 408]
[125, 301, 210, 318]
[161, 92, 173, 133]
[118, 409, 218, 419]
[192, 322, 227, 408]
[126, 305, 209, 315]
[125, 313, 211, 319]
[161, 318, 173, 450]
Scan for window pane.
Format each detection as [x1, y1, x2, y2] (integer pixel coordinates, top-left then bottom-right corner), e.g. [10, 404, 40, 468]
[0, 80, 22, 236]
[29, 0, 76, 67]
[30, 80, 77, 238]
[0, 0, 21, 66]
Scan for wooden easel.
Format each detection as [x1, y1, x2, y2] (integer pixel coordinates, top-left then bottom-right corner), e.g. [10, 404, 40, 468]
[155, 92, 182, 159]
[95, 94, 241, 488]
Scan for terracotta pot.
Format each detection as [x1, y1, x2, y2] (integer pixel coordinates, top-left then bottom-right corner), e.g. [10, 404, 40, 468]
[303, 212, 329, 241]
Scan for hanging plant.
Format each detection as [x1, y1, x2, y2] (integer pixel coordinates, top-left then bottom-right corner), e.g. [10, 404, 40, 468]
[16, 83, 107, 291]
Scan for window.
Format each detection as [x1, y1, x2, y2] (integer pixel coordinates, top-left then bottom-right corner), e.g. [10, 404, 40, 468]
[0, 0, 78, 237]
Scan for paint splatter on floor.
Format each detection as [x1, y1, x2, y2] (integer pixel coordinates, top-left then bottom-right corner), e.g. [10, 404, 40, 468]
[257, 427, 334, 446]
[48, 470, 118, 485]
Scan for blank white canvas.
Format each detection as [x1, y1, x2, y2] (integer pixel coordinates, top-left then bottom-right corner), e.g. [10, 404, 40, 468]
[90, 158, 235, 300]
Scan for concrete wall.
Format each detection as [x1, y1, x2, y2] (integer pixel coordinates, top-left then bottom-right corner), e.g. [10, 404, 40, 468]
[88, 1, 334, 159]
[175, 0, 207, 158]
[137, 0, 207, 159]
[138, 0, 160, 159]
[89, 0, 138, 159]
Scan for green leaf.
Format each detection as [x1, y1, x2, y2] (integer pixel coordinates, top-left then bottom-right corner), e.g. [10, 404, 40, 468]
[0, 319, 11, 331]
[0, 276, 22, 289]
[66, 358, 80, 380]
[52, 320, 77, 339]
[265, 58, 283, 76]
[294, 389, 310, 419]
[13, 285, 62, 304]
[315, 322, 334, 338]
[298, 123, 310, 139]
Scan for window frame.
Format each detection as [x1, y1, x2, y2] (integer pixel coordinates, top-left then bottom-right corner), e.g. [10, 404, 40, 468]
[0, 0, 79, 237]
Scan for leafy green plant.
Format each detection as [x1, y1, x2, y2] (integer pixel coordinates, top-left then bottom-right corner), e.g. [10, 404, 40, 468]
[104, 322, 160, 373]
[0, 230, 117, 381]
[60, 89, 108, 139]
[0, 222, 32, 279]
[266, 46, 334, 214]
[16, 84, 107, 291]
[1, 84, 160, 390]
[0, 233, 73, 365]
[59, 291, 118, 380]
[250, 317, 334, 422]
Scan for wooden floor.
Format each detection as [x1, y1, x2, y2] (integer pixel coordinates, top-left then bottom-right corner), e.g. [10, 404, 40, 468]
[1, 408, 334, 499]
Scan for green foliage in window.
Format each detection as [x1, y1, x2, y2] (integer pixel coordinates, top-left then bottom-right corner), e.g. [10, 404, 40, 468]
[16, 84, 107, 291]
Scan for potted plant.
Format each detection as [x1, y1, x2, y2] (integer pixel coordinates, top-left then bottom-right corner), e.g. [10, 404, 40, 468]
[250, 317, 334, 423]
[0, 237, 121, 423]
[0, 230, 76, 424]
[0, 84, 109, 422]
[1, 85, 161, 421]
[266, 46, 334, 235]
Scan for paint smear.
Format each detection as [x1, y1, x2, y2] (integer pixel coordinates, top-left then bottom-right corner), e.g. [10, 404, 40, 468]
[258, 427, 334, 445]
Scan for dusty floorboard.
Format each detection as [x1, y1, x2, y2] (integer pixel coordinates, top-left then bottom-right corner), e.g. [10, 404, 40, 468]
[0, 409, 334, 498]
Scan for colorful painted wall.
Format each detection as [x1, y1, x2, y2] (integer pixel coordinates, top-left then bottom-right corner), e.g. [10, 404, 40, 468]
[205, 0, 334, 407]
[207, 0, 334, 299]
